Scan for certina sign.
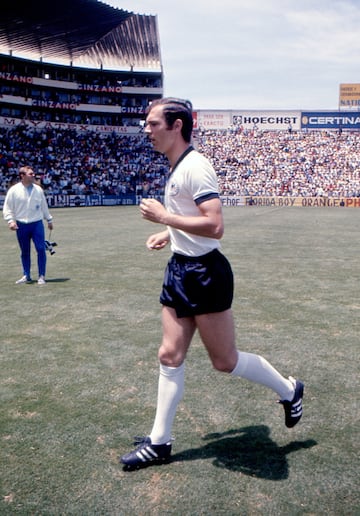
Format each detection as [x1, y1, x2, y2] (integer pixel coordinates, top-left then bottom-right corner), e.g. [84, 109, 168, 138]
[301, 112, 360, 130]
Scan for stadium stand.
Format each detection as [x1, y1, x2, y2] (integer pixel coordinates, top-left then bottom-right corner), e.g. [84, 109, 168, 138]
[0, 0, 163, 126]
[0, 125, 168, 197]
[197, 129, 360, 199]
[0, 126, 359, 199]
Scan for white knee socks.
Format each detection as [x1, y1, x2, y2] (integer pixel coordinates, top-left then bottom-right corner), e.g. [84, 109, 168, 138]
[231, 350, 294, 401]
[149, 352, 294, 445]
[150, 362, 185, 445]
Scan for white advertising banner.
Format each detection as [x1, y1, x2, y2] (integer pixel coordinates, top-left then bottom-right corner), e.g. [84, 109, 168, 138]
[231, 111, 301, 131]
[196, 111, 232, 130]
[195, 110, 301, 131]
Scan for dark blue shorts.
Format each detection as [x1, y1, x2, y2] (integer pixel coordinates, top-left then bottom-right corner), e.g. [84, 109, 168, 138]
[160, 249, 234, 318]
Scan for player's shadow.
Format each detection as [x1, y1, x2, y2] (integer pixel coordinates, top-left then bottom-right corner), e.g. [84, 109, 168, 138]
[171, 425, 317, 480]
[45, 278, 71, 283]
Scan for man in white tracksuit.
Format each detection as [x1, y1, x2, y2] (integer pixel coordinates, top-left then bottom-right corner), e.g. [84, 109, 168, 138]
[3, 165, 53, 285]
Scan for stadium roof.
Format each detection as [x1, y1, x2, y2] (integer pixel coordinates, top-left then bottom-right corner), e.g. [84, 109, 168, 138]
[0, 0, 162, 71]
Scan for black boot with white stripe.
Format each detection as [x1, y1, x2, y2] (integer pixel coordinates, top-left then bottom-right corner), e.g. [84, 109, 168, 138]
[279, 376, 304, 428]
[120, 436, 172, 470]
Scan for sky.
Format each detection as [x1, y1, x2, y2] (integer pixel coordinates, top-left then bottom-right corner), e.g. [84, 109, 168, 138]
[107, 0, 360, 111]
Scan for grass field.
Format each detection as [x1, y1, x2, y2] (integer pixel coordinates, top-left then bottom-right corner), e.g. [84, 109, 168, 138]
[0, 205, 359, 515]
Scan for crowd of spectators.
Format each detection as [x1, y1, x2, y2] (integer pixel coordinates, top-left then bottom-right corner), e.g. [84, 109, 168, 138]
[0, 125, 167, 198]
[1, 125, 360, 198]
[197, 127, 360, 198]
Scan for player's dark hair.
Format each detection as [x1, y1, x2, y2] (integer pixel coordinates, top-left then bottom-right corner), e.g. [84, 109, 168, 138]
[147, 97, 193, 142]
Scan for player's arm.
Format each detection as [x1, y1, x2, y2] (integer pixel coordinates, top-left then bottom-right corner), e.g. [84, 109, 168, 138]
[140, 197, 224, 239]
[3, 191, 18, 230]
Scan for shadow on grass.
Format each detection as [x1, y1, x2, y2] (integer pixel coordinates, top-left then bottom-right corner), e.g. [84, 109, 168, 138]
[17, 278, 70, 285]
[45, 278, 71, 283]
[172, 425, 317, 480]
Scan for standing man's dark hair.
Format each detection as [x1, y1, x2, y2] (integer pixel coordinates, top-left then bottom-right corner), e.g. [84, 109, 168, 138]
[146, 97, 193, 143]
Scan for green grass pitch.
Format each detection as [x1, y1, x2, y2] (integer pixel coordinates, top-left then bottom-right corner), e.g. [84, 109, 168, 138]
[1, 205, 359, 515]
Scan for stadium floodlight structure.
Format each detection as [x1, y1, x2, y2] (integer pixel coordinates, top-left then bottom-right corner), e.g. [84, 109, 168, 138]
[0, 0, 163, 129]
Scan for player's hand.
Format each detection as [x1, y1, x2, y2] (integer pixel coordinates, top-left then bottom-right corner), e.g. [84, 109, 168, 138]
[140, 198, 167, 224]
[146, 230, 170, 251]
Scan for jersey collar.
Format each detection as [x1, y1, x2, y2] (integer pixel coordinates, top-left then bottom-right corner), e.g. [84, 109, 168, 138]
[169, 145, 194, 176]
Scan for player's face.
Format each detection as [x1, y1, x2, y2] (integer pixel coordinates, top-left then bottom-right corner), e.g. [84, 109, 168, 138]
[144, 105, 177, 156]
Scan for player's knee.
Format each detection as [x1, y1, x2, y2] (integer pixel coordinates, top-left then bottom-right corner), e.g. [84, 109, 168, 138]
[158, 345, 185, 368]
[210, 356, 237, 373]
